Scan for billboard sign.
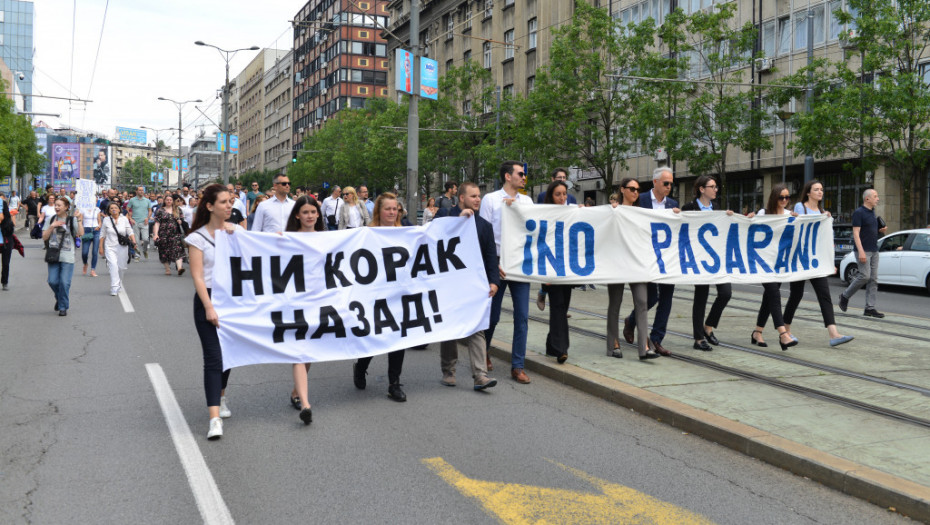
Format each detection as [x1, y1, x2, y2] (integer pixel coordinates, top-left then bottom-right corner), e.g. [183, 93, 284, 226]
[51, 143, 80, 192]
[229, 135, 239, 154]
[217, 132, 226, 152]
[395, 48, 413, 95]
[115, 127, 148, 144]
[172, 159, 189, 173]
[91, 144, 111, 188]
[420, 57, 438, 99]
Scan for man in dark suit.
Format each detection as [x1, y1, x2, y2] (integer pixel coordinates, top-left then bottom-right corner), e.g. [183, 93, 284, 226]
[624, 167, 680, 356]
[436, 182, 500, 389]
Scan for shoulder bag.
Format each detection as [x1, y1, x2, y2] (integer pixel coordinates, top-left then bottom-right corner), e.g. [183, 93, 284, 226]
[110, 217, 131, 246]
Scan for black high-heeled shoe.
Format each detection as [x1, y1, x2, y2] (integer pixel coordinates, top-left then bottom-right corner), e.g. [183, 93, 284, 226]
[779, 332, 799, 351]
[751, 330, 768, 347]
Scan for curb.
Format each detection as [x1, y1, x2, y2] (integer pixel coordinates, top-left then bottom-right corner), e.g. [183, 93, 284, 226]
[488, 340, 930, 522]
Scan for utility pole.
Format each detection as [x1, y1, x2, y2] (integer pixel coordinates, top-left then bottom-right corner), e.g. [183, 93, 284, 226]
[222, 61, 231, 185]
[804, 7, 815, 184]
[406, 0, 420, 222]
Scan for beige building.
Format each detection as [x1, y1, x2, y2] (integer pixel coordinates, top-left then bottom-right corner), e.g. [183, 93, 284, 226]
[263, 50, 294, 175]
[234, 49, 290, 176]
[112, 142, 184, 189]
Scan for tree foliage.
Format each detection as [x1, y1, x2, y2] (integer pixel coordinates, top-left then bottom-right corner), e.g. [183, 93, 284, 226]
[0, 78, 46, 183]
[120, 156, 157, 191]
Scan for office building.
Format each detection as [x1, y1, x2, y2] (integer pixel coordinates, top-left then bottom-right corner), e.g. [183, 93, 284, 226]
[0, 0, 34, 112]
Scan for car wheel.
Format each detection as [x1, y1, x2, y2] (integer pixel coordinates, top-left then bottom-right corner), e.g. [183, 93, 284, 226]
[845, 265, 859, 284]
[926, 274, 930, 296]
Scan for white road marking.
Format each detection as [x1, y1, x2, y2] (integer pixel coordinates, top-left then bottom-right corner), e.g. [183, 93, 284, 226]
[145, 363, 234, 525]
[118, 287, 134, 313]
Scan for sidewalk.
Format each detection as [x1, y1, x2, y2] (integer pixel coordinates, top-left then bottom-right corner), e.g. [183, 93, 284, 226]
[488, 284, 930, 521]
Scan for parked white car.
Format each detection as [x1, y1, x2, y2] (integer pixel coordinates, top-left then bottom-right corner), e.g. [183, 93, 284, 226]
[839, 228, 930, 294]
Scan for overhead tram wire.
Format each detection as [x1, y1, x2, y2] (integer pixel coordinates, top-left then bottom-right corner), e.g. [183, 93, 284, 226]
[81, 0, 110, 128]
[68, 0, 77, 126]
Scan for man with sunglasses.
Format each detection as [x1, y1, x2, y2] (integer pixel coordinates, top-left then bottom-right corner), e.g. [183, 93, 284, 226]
[536, 168, 578, 204]
[251, 174, 295, 232]
[623, 167, 680, 356]
[480, 161, 535, 384]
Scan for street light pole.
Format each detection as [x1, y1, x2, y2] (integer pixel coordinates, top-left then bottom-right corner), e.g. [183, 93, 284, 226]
[157, 97, 202, 189]
[141, 126, 175, 192]
[194, 41, 260, 185]
[406, 0, 420, 222]
[776, 110, 794, 184]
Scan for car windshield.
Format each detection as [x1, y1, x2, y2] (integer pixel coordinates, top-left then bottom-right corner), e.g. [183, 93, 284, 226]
[833, 225, 853, 241]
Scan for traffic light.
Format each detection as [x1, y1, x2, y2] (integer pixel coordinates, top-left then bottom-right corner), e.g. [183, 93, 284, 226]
[292, 156, 297, 163]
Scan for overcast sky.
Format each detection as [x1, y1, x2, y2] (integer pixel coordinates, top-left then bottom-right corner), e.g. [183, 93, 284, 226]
[33, 0, 299, 146]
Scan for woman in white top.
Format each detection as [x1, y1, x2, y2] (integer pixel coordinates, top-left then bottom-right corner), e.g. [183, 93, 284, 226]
[751, 183, 800, 350]
[337, 186, 369, 229]
[80, 202, 101, 277]
[99, 201, 135, 296]
[282, 195, 325, 426]
[422, 197, 439, 223]
[185, 184, 241, 440]
[785, 180, 853, 346]
[38, 194, 56, 227]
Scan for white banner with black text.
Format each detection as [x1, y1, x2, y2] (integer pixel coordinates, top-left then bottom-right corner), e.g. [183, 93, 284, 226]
[213, 217, 492, 370]
[500, 204, 834, 285]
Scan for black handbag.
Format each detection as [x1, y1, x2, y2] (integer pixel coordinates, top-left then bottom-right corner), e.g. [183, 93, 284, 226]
[110, 217, 131, 246]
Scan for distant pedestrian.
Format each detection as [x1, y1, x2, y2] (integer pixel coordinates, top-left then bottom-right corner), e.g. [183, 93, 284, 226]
[839, 188, 886, 318]
[127, 186, 152, 261]
[80, 196, 100, 278]
[422, 197, 439, 223]
[283, 195, 325, 425]
[153, 194, 186, 276]
[437, 181, 458, 211]
[359, 185, 374, 217]
[99, 201, 134, 296]
[38, 194, 55, 228]
[20, 190, 41, 232]
[251, 174, 295, 232]
[247, 195, 266, 230]
[1, 198, 16, 290]
[321, 186, 342, 230]
[786, 181, 854, 346]
[42, 197, 84, 316]
[246, 181, 261, 211]
[536, 168, 578, 204]
[337, 186, 369, 229]
[185, 184, 242, 439]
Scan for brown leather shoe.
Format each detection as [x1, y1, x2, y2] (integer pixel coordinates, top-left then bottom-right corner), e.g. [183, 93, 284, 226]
[486, 356, 493, 371]
[652, 341, 672, 356]
[511, 368, 530, 384]
[622, 317, 635, 344]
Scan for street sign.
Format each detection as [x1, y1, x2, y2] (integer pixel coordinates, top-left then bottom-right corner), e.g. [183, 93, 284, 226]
[217, 132, 226, 152]
[396, 48, 413, 95]
[420, 57, 438, 99]
[322, 182, 330, 189]
[230, 135, 239, 154]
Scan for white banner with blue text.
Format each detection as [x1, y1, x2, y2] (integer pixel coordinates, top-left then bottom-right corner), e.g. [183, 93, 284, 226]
[500, 204, 834, 285]
[212, 217, 492, 369]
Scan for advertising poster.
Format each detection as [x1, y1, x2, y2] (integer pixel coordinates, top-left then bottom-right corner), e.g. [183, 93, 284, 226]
[51, 143, 80, 192]
[92, 144, 111, 188]
[230, 135, 239, 154]
[395, 48, 413, 95]
[217, 132, 226, 152]
[420, 57, 438, 99]
[116, 127, 148, 144]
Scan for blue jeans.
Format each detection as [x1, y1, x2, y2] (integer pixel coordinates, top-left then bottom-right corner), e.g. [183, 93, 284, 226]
[47, 262, 75, 311]
[81, 229, 100, 269]
[486, 279, 530, 370]
[627, 283, 675, 344]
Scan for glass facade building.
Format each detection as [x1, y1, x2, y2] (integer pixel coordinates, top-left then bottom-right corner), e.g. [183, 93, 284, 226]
[0, 0, 34, 112]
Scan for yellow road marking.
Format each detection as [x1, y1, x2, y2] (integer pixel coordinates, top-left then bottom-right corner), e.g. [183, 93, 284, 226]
[422, 457, 716, 524]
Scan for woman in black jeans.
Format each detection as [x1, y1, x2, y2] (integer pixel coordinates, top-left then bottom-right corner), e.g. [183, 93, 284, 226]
[784, 180, 854, 347]
[542, 181, 573, 364]
[681, 175, 740, 351]
[352, 193, 408, 401]
[186, 184, 241, 440]
[751, 184, 800, 351]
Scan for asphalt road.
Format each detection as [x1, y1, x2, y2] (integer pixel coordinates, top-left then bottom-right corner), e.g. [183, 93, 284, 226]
[0, 238, 911, 524]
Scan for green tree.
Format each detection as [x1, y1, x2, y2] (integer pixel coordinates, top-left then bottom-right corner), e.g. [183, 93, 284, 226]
[0, 78, 47, 184]
[771, 0, 930, 227]
[120, 157, 157, 191]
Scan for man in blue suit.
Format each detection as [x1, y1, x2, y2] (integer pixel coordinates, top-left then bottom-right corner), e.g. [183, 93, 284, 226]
[623, 167, 680, 356]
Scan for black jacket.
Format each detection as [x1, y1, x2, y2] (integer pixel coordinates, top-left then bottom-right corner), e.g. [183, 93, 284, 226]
[436, 205, 500, 288]
[680, 199, 712, 212]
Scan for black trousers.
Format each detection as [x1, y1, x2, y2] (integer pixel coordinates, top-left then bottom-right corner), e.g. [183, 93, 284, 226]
[692, 283, 732, 340]
[357, 350, 405, 385]
[755, 282, 786, 329]
[194, 291, 231, 407]
[545, 284, 572, 357]
[784, 276, 835, 327]
[0, 240, 11, 285]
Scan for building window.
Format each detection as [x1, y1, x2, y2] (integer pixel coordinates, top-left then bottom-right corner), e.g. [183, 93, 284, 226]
[504, 0, 514, 6]
[761, 20, 775, 58]
[464, 99, 472, 115]
[504, 30, 514, 60]
[528, 18, 537, 50]
[381, 60, 389, 68]
[483, 42, 492, 68]
[359, 30, 369, 38]
[359, 58, 369, 66]
[503, 84, 513, 97]
[794, 11, 808, 51]
[464, 3, 472, 30]
[484, 0, 493, 19]
[777, 16, 791, 55]
[446, 59, 454, 72]
[359, 1, 369, 8]
[381, 88, 388, 96]
[445, 14, 454, 40]
[359, 87, 369, 94]
[527, 75, 535, 93]
[828, 0, 842, 41]
[464, 49, 472, 63]
[920, 61, 930, 85]
[812, 4, 825, 45]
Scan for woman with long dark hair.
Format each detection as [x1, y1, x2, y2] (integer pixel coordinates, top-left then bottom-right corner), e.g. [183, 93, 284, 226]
[98, 201, 135, 296]
[42, 196, 84, 316]
[785, 180, 854, 346]
[352, 193, 409, 401]
[184, 184, 241, 440]
[542, 181, 573, 364]
[681, 175, 734, 351]
[751, 183, 800, 350]
[606, 178, 658, 360]
[153, 194, 186, 276]
[283, 195, 324, 425]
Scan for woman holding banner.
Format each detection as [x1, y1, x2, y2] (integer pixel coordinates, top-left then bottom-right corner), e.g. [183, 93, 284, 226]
[681, 176, 734, 351]
[283, 195, 325, 425]
[606, 178, 659, 361]
[785, 181, 854, 347]
[352, 192, 408, 402]
[752, 184, 800, 351]
[185, 184, 241, 440]
[542, 181, 574, 364]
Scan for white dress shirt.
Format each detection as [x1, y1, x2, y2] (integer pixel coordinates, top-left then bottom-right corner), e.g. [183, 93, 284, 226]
[479, 189, 534, 256]
[251, 195, 295, 232]
[321, 195, 341, 220]
[651, 189, 670, 210]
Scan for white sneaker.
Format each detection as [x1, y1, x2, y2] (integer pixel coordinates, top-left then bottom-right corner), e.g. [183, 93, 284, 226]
[207, 417, 223, 440]
[110, 289, 118, 296]
[219, 396, 231, 418]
